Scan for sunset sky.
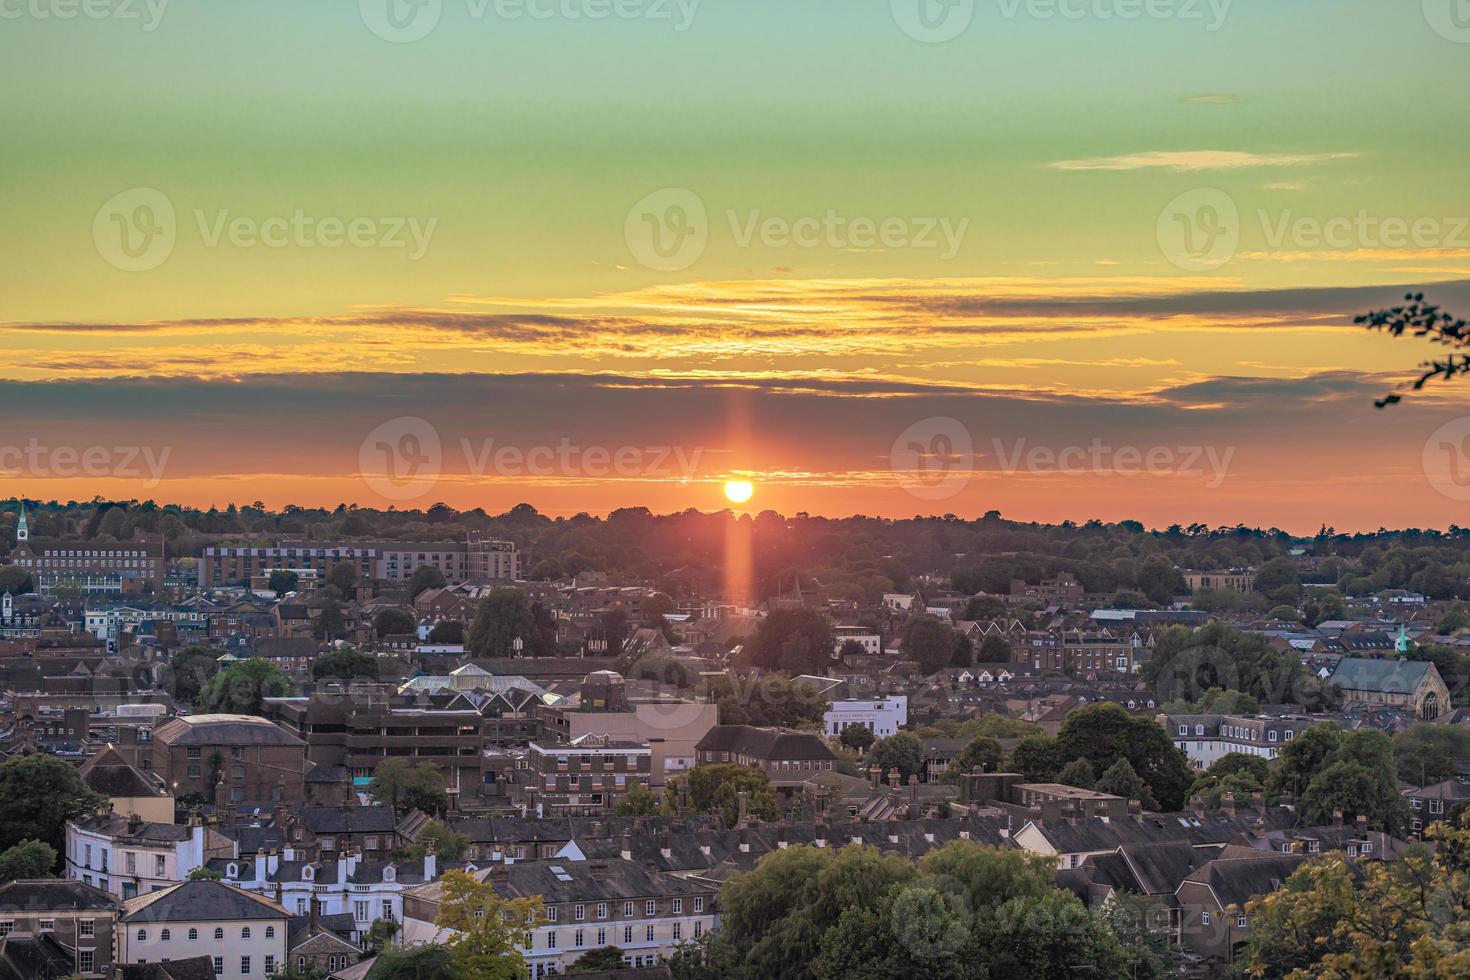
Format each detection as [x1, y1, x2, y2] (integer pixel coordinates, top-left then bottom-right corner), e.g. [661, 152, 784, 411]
[4, 1, 1470, 530]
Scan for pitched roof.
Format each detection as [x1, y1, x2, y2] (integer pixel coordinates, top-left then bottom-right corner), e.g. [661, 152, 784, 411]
[695, 725, 836, 761]
[119, 958, 219, 980]
[0, 879, 119, 912]
[120, 880, 288, 923]
[80, 745, 168, 798]
[1183, 853, 1306, 910]
[1330, 657, 1436, 694]
[152, 714, 303, 747]
[302, 805, 397, 835]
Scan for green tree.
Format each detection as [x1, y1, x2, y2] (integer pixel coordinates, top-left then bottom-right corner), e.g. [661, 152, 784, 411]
[985, 891, 1130, 979]
[868, 731, 924, 784]
[1008, 735, 1063, 782]
[717, 844, 917, 980]
[0, 755, 105, 861]
[374, 606, 417, 638]
[1253, 556, 1302, 602]
[839, 723, 875, 753]
[1102, 891, 1169, 980]
[742, 608, 836, 675]
[1053, 702, 1194, 811]
[365, 943, 456, 980]
[978, 634, 1013, 663]
[0, 839, 57, 879]
[1095, 758, 1158, 810]
[962, 594, 1007, 620]
[0, 565, 34, 595]
[569, 947, 627, 972]
[1057, 757, 1096, 791]
[311, 646, 385, 682]
[1394, 723, 1470, 787]
[314, 601, 348, 641]
[434, 869, 545, 979]
[1270, 723, 1408, 831]
[942, 736, 1002, 781]
[708, 674, 827, 729]
[403, 820, 469, 862]
[266, 569, 299, 594]
[197, 658, 293, 714]
[1136, 556, 1185, 606]
[326, 561, 360, 594]
[427, 620, 464, 644]
[838, 638, 868, 660]
[662, 765, 778, 826]
[364, 919, 401, 955]
[187, 866, 223, 881]
[408, 564, 447, 598]
[614, 784, 660, 816]
[368, 757, 447, 816]
[902, 615, 965, 674]
[161, 645, 221, 704]
[466, 588, 538, 658]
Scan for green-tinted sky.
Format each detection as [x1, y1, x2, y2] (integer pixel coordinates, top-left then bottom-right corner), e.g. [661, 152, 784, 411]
[3, 1, 1469, 529]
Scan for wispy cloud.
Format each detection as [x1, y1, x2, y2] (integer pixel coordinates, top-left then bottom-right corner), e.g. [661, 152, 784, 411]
[1048, 150, 1359, 172]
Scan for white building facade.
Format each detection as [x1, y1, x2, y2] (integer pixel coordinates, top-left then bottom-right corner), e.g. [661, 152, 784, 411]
[825, 695, 908, 739]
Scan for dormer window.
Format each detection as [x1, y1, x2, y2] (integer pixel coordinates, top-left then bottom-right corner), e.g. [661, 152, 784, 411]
[302, 867, 313, 881]
[384, 867, 395, 881]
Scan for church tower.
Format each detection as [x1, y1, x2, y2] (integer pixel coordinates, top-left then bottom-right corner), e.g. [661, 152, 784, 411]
[14, 502, 27, 543]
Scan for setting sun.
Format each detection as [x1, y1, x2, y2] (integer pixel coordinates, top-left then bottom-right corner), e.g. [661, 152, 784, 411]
[724, 480, 754, 504]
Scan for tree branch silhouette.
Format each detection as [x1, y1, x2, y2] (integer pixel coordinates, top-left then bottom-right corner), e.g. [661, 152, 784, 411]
[1357, 293, 1470, 407]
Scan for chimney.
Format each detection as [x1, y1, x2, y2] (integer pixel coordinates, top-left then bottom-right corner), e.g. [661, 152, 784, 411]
[127, 811, 143, 835]
[273, 881, 283, 905]
[869, 765, 881, 789]
[659, 831, 672, 860]
[423, 837, 437, 880]
[1221, 792, 1237, 819]
[254, 849, 267, 884]
[1355, 813, 1368, 833]
[908, 774, 919, 801]
[737, 828, 750, 853]
[677, 780, 690, 818]
[696, 828, 713, 857]
[736, 790, 749, 828]
[267, 848, 280, 876]
[620, 831, 633, 861]
[887, 767, 901, 788]
[1280, 792, 1295, 812]
[1128, 799, 1142, 822]
[309, 897, 320, 930]
[1332, 809, 1344, 829]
